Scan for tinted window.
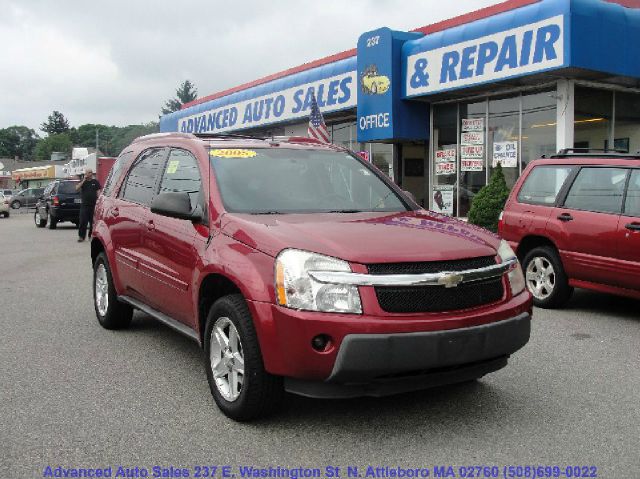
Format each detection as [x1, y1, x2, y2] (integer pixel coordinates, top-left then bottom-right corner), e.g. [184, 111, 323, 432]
[58, 182, 79, 194]
[121, 148, 166, 206]
[624, 170, 640, 217]
[517, 166, 573, 205]
[103, 151, 133, 197]
[210, 148, 407, 213]
[159, 149, 202, 208]
[564, 167, 627, 214]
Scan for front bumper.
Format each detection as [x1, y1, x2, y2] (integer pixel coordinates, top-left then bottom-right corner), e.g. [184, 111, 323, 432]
[285, 312, 529, 398]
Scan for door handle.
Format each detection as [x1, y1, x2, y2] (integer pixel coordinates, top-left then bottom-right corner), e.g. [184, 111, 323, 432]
[111, 207, 119, 217]
[557, 213, 574, 222]
[625, 223, 640, 231]
[147, 220, 155, 231]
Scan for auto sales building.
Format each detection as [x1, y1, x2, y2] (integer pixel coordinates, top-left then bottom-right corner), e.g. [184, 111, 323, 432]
[160, 0, 640, 217]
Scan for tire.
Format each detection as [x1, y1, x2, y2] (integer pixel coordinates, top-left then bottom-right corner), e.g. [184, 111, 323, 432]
[523, 246, 573, 308]
[93, 252, 133, 330]
[204, 294, 284, 421]
[11, 200, 20, 209]
[47, 211, 57, 229]
[34, 209, 46, 227]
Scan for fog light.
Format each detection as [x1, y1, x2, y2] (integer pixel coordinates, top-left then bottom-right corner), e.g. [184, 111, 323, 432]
[311, 334, 332, 352]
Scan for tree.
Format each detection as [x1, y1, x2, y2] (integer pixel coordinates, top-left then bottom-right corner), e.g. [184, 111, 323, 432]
[468, 162, 511, 232]
[34, 133, 73, 161]
[0, 126, 38, 160]
[162, 80, 198, 114]
[41, 110, 70, 135]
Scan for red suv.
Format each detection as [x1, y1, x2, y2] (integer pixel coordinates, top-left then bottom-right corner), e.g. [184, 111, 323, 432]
[91, 133, 532, 420]
[499, 149, 640, 308]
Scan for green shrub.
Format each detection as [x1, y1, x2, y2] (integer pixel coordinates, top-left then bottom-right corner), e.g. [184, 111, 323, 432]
[468, 162, 510, 232]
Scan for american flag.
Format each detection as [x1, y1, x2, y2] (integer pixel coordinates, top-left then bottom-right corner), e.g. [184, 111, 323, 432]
[307, 92, 330, 143]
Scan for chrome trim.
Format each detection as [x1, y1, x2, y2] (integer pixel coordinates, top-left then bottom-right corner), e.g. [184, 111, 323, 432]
[308, 258, 517, 288]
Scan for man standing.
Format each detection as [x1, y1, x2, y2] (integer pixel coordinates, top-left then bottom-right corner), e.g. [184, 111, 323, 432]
[75, 168, 101, 242]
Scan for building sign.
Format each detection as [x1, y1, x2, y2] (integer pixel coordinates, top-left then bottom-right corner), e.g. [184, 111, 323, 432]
[357, 27, 428, 142]
[493, 141, 518, 167]
[435, 148, 456, 162]
[461, 132, 484, 145]
[436, 161, 456, 176]
[433, 185, 454, 215]
[461, 159, 484, 172]
[11, 166, 56, 181]
[461, 118, 484, 132]
[178, 72, 357, 134]
[406, 15, 565, 96]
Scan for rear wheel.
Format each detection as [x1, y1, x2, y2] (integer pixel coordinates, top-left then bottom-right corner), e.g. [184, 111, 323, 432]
[47, 211, 57, 229]
[523, 246, 573, 308]
[11, 200, 20, 209]
[34, 210, 46, 227]
[93, 252, 132, 330]
[204, 294, 283, 421]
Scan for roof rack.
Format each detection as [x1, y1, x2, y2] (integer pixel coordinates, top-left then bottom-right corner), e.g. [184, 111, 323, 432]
[193, 132, 266, 140]
[131, 132, 194, 143]
[551, 148, 640, 159]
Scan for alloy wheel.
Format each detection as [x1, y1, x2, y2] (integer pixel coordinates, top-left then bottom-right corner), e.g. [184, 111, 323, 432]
[94, 263, 109, 316]
[526, 256, 555, 300]
[210, 317, 245, 402]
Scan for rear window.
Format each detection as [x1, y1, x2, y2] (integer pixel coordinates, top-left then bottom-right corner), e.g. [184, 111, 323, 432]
[517, 166, 573, 205]
[58, 182, 79, 194]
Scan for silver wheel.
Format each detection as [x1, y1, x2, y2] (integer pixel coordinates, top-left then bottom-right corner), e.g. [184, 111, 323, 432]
[526, 256, 555, 300]
[210, 317, 245, 402]
[95, 263, 109, 317]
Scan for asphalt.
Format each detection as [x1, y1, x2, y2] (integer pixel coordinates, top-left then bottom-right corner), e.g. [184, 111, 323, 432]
[1, 213, 639, 478]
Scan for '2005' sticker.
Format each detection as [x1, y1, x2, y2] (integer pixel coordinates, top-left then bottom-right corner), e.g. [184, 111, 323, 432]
[210, 149, 257, 158]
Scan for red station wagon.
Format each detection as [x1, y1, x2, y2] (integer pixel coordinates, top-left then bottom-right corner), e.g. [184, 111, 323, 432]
[91, 133, 532, 420]
[499, 149, 640, 308]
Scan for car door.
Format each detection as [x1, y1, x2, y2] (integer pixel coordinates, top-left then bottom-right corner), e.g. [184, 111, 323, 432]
[615, 169, 640, 290]
[109, 148, 168, 301]
[141, 148, 208, 326]
[546, 166, 627, 287]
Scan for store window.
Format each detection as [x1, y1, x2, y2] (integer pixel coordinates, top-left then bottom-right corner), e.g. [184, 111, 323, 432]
[331, 122, 351, 150]
[371, 143, 393, 179]
[574, 86, 613, 151]
[459, 101, 486, 217]
[522, 91, 557, 169]
[614, 91, 640, 154]
[432, 103, 458, 216]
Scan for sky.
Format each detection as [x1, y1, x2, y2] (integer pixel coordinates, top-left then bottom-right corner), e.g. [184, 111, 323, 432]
[0, 0, 505, 132]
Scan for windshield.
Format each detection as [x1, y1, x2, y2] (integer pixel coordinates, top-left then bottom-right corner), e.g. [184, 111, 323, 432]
[210, 147, 408, 214]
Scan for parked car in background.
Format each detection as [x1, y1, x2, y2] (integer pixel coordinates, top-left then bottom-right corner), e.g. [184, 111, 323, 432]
[90, 132, 532, 421]
[10, 187, 44, 209]
[2, 189, 18, 198]
[0, 193, 10, 217]
[34, 180, 81, 229]
[499, 149, 640, 308]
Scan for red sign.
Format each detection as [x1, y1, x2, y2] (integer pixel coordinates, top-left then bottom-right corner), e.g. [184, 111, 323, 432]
[357, 151, 370, 162]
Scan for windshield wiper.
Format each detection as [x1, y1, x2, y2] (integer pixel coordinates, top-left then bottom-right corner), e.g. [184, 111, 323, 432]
[327, 209, 363, 213]
[249, 211, 286, 215]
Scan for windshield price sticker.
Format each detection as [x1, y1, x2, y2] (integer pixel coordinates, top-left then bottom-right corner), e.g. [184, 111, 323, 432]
[166, 160, 180, 174]
[210, 149, 258, 158]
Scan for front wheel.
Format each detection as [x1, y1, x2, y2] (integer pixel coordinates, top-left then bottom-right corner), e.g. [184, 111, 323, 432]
[523, 246, 573, 308]
[204, 295, 283, 421]
[93, 252, 133, 329]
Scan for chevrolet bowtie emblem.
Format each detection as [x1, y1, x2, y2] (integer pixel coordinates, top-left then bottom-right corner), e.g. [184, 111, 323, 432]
[438, 273, 464, 288]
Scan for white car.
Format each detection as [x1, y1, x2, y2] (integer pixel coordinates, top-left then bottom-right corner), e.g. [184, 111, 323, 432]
[0, 193, 10, 218]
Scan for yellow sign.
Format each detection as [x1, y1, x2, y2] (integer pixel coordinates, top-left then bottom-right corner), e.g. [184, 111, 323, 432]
[210, 149, 257, 158]
[12, 165, 55, 180]
[166, 160, 180, 174]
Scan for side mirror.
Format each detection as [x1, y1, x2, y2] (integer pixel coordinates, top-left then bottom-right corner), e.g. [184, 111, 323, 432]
[151, 192, 202, 222]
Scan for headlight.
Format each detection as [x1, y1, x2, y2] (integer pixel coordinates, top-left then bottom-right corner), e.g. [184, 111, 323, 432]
[275, 249, 362, 314]
[497, 240, 526, 296]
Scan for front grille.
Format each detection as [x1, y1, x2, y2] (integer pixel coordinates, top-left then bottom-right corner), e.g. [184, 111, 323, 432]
[368, 256, 504, 313]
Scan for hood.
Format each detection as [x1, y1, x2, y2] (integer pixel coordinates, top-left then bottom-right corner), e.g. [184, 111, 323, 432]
[220, 210, 501, 264]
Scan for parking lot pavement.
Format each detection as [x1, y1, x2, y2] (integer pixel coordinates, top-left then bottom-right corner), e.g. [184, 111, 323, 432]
[1, 213, 639, 478]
